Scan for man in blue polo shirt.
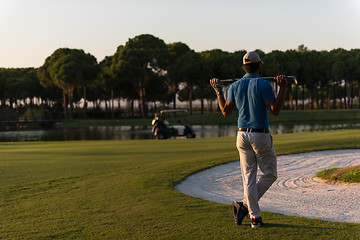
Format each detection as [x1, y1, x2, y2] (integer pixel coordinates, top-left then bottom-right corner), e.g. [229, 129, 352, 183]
[210, 51, 287, 228]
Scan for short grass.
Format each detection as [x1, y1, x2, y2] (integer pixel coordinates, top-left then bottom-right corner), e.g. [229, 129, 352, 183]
[1, 130, 360, 239]
[60, 109, 360, 128]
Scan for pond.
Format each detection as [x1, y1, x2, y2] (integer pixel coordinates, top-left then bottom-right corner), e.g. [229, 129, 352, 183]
[0, 123, 360, 142]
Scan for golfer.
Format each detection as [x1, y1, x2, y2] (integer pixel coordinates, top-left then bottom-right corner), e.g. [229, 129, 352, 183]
[210, 51, 287, 228]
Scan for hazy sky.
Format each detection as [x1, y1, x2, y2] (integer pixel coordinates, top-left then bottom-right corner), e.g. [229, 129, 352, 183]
[1, 0, 359, 68]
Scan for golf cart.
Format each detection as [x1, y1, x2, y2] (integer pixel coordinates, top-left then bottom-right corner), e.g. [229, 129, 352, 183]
[152, 109, 196, 140]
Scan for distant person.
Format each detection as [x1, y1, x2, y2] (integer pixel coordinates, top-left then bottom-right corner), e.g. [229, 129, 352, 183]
[152, 113, 160, 126]
[152, 113, 170, 133]
[160, 114, 170, 128]
[210, 51, 287, 228]
[152, 113, 160, 133]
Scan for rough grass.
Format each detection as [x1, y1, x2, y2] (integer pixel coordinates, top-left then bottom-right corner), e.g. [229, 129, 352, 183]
[316, 165, 360, 183]
[0, 130, 360, 239]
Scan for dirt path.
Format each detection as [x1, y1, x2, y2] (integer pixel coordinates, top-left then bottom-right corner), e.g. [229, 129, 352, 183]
[175, 149, 360, 223]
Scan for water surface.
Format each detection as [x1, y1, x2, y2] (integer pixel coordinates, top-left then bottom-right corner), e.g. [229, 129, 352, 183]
[0, 123, 359, 142]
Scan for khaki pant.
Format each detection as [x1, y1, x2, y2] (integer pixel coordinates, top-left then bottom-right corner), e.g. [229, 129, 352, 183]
[236, 131, 277, 218]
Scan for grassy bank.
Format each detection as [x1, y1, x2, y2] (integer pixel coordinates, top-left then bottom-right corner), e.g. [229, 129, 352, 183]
[316, 165, 360, 183]
[0, 130, 360, 239]
[60, 109, 360, 128]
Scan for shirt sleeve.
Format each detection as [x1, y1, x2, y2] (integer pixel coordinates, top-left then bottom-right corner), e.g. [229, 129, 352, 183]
[227, 84, 235, 103]
[262, 80, 276, 101]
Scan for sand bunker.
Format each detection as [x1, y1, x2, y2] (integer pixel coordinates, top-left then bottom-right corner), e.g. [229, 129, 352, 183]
[175, 149, 360, 223]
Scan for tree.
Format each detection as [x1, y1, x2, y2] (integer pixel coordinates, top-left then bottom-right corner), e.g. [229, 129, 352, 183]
[297, 44, 309, 52]
[283, 50, 301, 110]
[262, 50, 292, 109]
[112, 34, 169, 118]
[313, 51, 333, 109]
[0, 68, 41, 112]
[168, 50, 208, 115]
[296, 50, 312, 109]
[307, 50, 325, 110]
[78, 52, 100, 118]
[350, 49, 360, 108]
[110, 45, 141, 118]
[99, 56, 117, 119]
[201, 49, 245, 79]
[167, 42, 191, 110]
[332, 48, 355, 109]
[38, 48, 99, 119]
[0, 69, 8, 109]
[5, 72, 28, 111]
[146, 73, 169, 113]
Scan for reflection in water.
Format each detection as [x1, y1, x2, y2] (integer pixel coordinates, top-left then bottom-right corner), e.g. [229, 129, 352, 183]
[0, 123, 360, 142]
[269, 123, 360, 135]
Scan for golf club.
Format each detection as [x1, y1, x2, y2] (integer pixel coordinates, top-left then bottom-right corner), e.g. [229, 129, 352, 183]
[220, 76, 298, 85]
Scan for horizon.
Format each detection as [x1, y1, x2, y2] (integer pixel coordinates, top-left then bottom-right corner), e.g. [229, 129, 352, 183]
[0, 43, 357, 70]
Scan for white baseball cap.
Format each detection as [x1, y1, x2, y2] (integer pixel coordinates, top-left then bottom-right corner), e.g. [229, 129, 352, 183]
[243, 52, 262, 65]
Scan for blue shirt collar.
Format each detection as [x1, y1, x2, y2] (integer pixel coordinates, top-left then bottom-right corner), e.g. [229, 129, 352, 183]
[243, 73, 260, 79]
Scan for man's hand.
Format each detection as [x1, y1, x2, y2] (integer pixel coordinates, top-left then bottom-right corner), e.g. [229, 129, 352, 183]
[210, 78, 235, 116]
[265, 75, 288, 116]
[276, 75, 287, 88]
[210, 78, 223, 95]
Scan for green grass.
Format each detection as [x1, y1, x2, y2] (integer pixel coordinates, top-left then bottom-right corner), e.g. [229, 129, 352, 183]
[316, 165, 360, 183]
[0, 130, 360, 239]
[60, 109, 360, 128]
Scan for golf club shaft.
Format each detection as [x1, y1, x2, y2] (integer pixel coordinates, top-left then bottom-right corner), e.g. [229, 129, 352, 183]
[220, 76, 298, 85]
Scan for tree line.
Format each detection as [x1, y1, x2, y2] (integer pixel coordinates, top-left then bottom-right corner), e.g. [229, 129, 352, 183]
[0, 34, 359, 120]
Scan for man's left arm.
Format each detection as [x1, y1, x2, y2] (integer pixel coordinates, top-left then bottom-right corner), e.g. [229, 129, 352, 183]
[264, 75, 287, 116]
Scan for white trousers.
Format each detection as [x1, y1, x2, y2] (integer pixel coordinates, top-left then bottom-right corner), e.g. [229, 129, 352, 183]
[236, 131, 277, 219]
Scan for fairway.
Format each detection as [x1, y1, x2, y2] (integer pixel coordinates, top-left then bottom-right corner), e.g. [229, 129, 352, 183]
[1, 130, 360, 239]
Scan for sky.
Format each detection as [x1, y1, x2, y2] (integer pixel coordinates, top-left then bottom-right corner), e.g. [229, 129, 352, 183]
[1, 0, 360, 68]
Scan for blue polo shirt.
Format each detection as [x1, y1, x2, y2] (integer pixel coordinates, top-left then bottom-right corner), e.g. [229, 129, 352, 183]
[227, 73, 275, 129]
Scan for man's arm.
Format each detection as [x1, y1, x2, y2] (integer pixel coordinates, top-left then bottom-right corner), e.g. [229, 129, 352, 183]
[265, 75, 287, 116]
[217, 93, 235, 117]
[210, 78, 235, 116]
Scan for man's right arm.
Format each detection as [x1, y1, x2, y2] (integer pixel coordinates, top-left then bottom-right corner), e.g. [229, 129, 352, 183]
[210, 78, 235, 117]
[217, 94, 235, 117]
[264, 75, 287, 116]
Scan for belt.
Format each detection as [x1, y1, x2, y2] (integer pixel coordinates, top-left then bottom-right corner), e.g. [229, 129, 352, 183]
[238, 128, 269, 133]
